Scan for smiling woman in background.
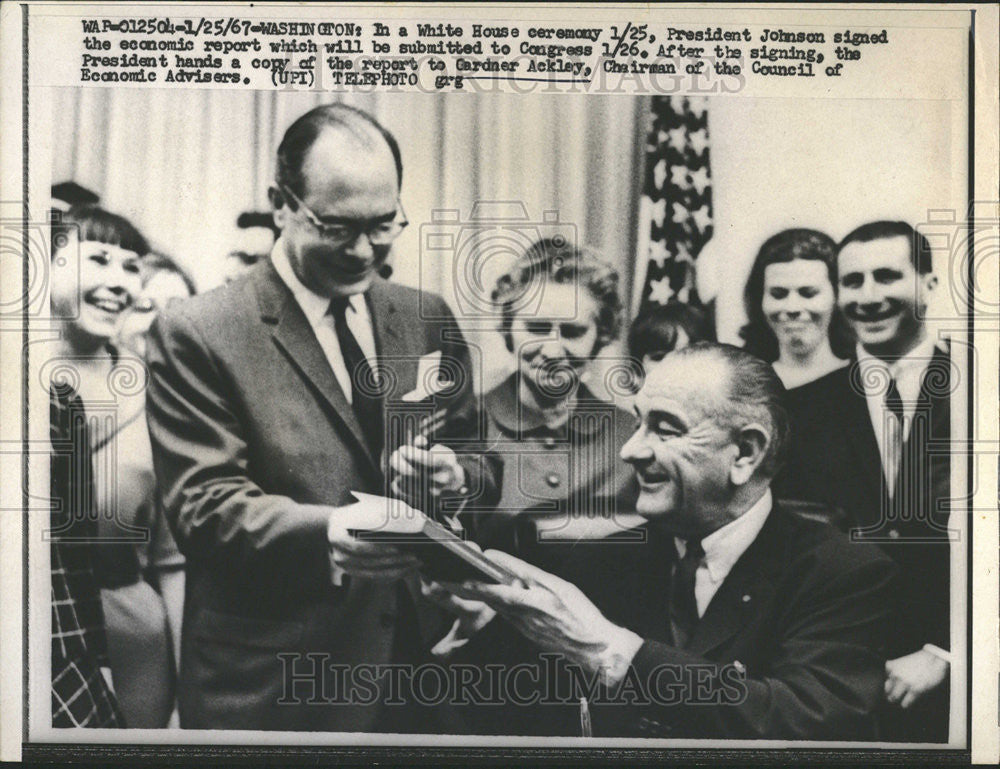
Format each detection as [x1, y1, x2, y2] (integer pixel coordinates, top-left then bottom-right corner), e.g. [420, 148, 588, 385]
[740, 228, 852, 389]
[49, 206, 179, 728]
[467, 238, 639, 561]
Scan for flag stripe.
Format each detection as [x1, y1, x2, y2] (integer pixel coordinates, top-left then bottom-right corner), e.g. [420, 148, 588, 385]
[636, 96, 713, 311]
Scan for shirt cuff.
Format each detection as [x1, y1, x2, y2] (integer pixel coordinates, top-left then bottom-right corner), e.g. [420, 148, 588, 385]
[923, 643, 952, 665]
[600, 627, 646, 688]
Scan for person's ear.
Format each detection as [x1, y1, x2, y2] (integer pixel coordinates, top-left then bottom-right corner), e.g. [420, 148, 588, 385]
[268, 186, 288, 230]
[730, 423, 770, 485]
[915, 271, 938, 315]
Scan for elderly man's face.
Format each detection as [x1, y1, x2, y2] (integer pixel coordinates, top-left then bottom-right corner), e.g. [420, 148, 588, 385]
[620, 355, 739, 537]
[274, 127, 399, 298]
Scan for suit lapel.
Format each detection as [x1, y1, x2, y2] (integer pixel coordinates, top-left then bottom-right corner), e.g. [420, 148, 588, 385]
[253, 260, 378, 473]
[687, 511, 785, 657]
[892, 344, 951, 516]
[911, 344, 951, 437]
[368, 281, 429, 409]
[840, 362, 885, 510]
[367, 280, 405, 362]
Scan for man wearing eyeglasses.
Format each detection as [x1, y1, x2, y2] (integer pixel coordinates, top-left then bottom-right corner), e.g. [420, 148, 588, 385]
[145, 103, 498, 732]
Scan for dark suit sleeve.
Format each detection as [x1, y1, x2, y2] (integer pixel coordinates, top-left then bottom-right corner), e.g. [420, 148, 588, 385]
[624, 548, 897, 740]
[145, 307, 333, 585]
[422, 294, 501, 517]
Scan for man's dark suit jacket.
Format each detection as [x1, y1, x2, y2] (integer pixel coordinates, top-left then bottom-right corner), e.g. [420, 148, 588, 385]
[146, 258, 497, 731]
[776, 348, 952, 662]
[775, 347, 953, 742]
[456, 504, 896, 740]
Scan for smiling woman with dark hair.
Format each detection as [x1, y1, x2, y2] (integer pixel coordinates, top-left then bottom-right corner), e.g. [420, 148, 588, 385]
[49, 205, 180, 728]
[740, 228, 851, 389]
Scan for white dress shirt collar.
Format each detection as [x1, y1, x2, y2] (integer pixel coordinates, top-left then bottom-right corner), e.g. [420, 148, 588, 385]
[270, 240, 376, 404]
[856, 337, 939, 409]
[271, 240, 367, 321]
[675, 489, 773, 616]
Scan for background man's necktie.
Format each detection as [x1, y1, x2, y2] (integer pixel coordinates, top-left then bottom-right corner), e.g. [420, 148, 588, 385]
[669, 538, 704, 648]
[884, 376, 905, 423]
[329, 296, 384, 461]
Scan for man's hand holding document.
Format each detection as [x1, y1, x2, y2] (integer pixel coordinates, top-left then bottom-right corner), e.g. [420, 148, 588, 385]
[328, 491, 519, 587]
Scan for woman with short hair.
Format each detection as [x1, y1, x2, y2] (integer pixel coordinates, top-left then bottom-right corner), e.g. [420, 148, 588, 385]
[469, 238, 640, 560]
[49, 205, 180, 728]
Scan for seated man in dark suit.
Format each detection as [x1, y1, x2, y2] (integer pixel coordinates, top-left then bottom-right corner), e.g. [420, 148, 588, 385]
[433, 344, 896, 740]
[776, 221, 954, 742]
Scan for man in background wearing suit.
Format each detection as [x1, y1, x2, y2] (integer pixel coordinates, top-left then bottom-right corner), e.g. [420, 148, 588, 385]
[778, 221, 953, 742]
[444, 344, 895, 740]
[146, 103, 497, 731]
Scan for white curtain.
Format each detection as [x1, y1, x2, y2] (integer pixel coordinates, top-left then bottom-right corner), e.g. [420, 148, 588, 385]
[51, 89, 646, 303]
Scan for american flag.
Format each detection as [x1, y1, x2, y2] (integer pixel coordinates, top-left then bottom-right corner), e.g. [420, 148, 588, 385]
[632, 96, 713, 312]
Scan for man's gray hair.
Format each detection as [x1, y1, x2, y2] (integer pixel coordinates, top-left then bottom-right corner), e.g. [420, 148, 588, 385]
[670, 342, 791, 477]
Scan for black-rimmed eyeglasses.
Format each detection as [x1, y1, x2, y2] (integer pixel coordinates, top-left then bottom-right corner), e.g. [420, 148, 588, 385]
[279, 184, 408, 246]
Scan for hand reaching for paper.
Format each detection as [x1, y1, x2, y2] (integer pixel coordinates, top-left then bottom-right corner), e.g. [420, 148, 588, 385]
[448, 550, 644, 684]
[420, 537, 497, 655]
[422, 577, 497, 656]
[327, 494, 423, 584]
[389, 434, 467, 503]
